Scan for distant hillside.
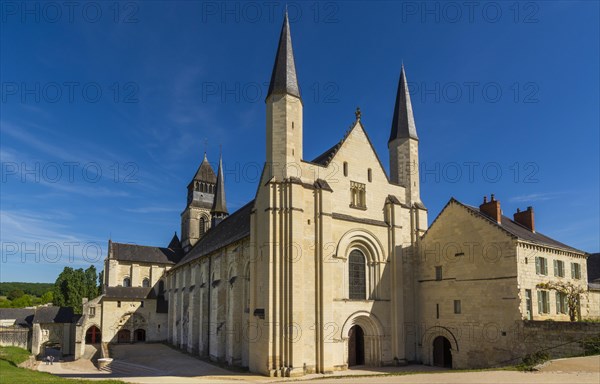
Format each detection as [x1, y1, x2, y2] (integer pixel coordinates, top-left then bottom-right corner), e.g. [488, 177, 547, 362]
[0, 282, 53, 297]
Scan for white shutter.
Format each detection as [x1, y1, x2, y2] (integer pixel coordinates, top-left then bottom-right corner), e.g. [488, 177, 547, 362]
[537, 291, 542, 314]
[553, 260, 558, 276]
[535, 257, 541, 275]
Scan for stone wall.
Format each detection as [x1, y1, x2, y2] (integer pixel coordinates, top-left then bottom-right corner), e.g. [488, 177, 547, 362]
[0, 326, 30, 349]
[515, 320, 600, 361]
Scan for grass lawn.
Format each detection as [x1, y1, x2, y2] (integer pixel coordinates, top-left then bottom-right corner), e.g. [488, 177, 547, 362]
[0, 346, 125, 384]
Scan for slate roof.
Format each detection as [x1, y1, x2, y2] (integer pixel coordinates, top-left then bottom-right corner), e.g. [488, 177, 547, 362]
[104, 287, 157, 299]
[311, 141, 341, 166]
[430, 198, 585, 254]
[266, 11, 301, 101]
[190, 154, 217, 185]
[176, 200, 254, 268]
[33, 306, 75, 324]
[587, 253, 600, 283]
[389, 65, 418, 142]
[111, 241, 184, 265]
[0, 308, 35, 327]
[211, 155, 228, 214]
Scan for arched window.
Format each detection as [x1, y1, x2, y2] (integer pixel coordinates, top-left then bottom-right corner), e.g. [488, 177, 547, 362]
[123, 277, 131, 287]
[142, 278, 150, 288]
[349, 250, 366, 299]
[200, 217, 206, 236]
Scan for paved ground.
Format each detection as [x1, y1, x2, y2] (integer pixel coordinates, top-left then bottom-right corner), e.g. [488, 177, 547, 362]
[37, 343, 600, 384]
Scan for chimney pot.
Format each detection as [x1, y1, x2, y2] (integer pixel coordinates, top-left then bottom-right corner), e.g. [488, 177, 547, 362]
[483, 196, 487, 203]
[479, 195, 501, 224]
[514, 206, 535, 232]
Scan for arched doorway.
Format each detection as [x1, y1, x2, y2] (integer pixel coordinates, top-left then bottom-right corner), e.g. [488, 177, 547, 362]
[134, 329, 146, 342]
[117, 329, 131, 343]
[42, 342, 62, 360]
[85, 326, 101, 344]
[433, 336, 452, 368]
[348, 325, 365, 366]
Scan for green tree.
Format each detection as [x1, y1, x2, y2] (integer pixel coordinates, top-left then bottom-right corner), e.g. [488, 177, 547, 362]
[11, 294, 33, 308]
[40, 291, 53, 304]
[7, 289, 24, 301]
[537, 281, 587, 321]
[52, 265, 99, 314]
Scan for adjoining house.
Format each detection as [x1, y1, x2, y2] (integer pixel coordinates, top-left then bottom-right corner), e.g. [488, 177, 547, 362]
[0, 306, 78, 359]
[418, 196, 599, 368]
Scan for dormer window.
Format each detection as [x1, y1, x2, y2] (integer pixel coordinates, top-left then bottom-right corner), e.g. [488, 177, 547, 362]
[123, 277, 131, 287]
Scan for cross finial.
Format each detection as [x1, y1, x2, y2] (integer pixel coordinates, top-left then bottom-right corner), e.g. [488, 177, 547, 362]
[355, 106, 361, 121]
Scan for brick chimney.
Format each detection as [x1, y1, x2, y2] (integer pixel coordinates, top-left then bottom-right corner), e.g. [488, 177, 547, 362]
[514, 206, 535, 232]
[479, 194, 502, 224]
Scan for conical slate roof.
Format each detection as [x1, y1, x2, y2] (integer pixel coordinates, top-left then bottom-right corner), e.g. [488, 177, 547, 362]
[266, 11, 301, 101]
[389, 65, 418, 142]
[168, 232, 181, 249]
[211, 155, 228, 214]
[190, 153, 217, 185]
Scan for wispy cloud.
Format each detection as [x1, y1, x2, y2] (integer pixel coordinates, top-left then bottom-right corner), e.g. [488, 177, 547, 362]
[124, 206, 179, 214]
[509, 192, 565, 203]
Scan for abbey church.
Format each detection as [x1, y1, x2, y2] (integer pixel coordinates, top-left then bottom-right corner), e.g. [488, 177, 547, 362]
[73, 13, 598, 376]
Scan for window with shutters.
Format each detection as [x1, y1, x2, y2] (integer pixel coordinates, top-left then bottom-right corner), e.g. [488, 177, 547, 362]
[556, 292, 568, 314]
[537, 290, 550, 314]
[553, 260, 565, 277]
[535, 257, 548, 276]
[348, 250, 366, 300]
[571, 262, 581, 279]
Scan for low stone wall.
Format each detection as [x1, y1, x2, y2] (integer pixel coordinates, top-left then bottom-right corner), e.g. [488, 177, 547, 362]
[0, 327, 30, 350]
[515, 320, 600, 361]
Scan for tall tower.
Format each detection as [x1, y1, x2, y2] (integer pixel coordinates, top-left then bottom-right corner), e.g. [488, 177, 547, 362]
[265, 11, 303, 180]
[388, 65, 421, 204]
[210, 154, 228, 227]
[181, 153, 216, 252]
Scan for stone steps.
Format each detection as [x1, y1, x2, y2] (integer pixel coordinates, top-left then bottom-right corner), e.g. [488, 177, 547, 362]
[99, 360, 164, 377]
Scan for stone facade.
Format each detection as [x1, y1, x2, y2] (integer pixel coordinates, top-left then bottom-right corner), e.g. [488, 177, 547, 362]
[72, 12, 598, 377]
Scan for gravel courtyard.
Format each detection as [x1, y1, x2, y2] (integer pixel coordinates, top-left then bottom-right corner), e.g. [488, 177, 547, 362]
[37, 343, 600, 384]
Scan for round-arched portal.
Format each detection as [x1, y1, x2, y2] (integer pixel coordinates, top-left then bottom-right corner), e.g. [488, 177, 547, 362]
[342, 312, 384, 368]
[432, 336, 452, 368]
[85, 325, 101, 344]
[117, 329, 131, 343]
[348, 325, 365, 366]
[134, 329, 146, 342]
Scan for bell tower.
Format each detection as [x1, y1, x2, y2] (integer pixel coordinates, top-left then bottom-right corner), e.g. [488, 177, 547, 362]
[265, 11, 303, 180]
[181, 153, 216, 252]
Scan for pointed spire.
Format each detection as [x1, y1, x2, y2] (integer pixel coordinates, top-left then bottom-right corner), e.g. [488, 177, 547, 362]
[211, 153, 228, 215]
[389, 65, 418, 143]
[266, 11, 301, 101]
[190, 152, 217, 185]
[168, 232, 181, 249]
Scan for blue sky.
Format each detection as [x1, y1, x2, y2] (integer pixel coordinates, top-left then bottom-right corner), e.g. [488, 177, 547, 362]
[1, 1, 598, 283]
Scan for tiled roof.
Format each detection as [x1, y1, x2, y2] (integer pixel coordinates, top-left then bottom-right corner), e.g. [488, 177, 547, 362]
[176, 200, 254, 268]
[450, 198, 584, 254]
[111, 242, 184, 265]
